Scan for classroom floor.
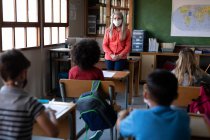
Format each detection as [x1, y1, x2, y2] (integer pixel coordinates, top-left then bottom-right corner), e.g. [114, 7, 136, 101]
[76, 84, 146, 140]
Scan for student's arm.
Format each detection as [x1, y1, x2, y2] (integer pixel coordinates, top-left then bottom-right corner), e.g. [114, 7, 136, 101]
[35, 110, 59, 137]
[116, 109, 130, 131]
[116, 109, 136, 137]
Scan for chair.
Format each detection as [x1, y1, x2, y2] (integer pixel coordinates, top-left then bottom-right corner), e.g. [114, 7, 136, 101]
[59, 79, 117, 140]
[173, 86, 200, 108]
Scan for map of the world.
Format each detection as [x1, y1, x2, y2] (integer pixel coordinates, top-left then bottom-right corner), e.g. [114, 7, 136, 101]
[172, 5, 210, 31]
[171, 0, 210, 37]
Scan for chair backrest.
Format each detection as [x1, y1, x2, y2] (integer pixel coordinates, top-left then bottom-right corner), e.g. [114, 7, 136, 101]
[173, 86, 200, 107]
[59, 79, 115, 99]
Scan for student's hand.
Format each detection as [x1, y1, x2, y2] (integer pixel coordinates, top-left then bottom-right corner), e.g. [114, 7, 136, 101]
[45, 108, 57, 125]
[118, 109, 130, 119]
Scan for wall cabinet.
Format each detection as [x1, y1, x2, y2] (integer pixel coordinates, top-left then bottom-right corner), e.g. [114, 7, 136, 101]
[141, 54, 156, 81]
[85, 0, 133, 37]
[140, 52, 210, 81]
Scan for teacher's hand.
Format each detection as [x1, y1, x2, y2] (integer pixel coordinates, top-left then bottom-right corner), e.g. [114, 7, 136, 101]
[110, 54, 118, 61]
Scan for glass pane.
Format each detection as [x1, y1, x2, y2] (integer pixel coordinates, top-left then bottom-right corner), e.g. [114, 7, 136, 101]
[27, 28, 37, 47]
[59, 27, 65, 43]
[45, 0, 52, 22]
[17, 0, 27, 22]
[2, 28, 13, 50]
[61, 0, 67, 23]
[52, 27, 58, 44]
[2, 0, 15, 21]
[53, 0, 60, 23]
[15, 28, 25, 48]
[44, 27, 51, 45]
[28, 0, 38, 22]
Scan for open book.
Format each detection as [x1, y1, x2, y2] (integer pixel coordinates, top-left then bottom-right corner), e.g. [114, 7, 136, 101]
[43, 103, 71, 119]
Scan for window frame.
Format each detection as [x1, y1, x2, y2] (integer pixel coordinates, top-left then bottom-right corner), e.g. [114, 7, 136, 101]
[0, 0, 69, 51]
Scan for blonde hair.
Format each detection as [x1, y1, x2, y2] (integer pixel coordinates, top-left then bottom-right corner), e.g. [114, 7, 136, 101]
[174, 48, 204, 85]
[109, 11, 127, 41]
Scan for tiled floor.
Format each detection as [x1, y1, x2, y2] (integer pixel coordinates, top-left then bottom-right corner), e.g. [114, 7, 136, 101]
[77, 84, 147, 140]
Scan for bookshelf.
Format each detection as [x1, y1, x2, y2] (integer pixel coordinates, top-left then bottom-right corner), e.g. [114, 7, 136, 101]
[85, 0, 133, 37]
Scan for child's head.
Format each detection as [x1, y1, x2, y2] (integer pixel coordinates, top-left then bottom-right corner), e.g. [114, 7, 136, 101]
[144, 70, 178, 106]
[71, 39, 101, 70]
[0, 49, 30, 84]
[174, 48, 202, 85]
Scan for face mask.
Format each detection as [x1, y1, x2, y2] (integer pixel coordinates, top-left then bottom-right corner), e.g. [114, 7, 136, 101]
[113, 19, 122, 27]
[144, 98, 151, 107]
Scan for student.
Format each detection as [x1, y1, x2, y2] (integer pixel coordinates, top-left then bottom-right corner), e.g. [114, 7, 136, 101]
[172, 48, 210, 86]
[117, 70, 190, 140]
[69, 39, 104, 140]
[69, 39, 104, 80]
[0, 49, 58, 139]
[102, 11, 131, 71]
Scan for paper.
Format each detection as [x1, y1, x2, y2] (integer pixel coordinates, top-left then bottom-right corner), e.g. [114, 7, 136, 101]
[44, 103, 70, 119]
[102, 71, 116, 78]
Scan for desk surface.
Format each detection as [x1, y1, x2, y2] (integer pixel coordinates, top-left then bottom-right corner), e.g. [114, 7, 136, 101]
[190, 114, 210, 138]
[33, 102, 76, 139]
[103, 70, 130, 80]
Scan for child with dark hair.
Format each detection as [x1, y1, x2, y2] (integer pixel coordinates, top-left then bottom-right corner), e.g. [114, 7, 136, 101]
[0, 49, 58, 139]
[69, 39, 104, 140]
[117, 70, 190, 140]
[69, 39, 104, 80]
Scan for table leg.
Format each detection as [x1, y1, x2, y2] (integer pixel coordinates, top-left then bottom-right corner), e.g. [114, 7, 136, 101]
[134, 61, 140, 97]
[69, 109, 76, 140]
[125, 76, 129, 109]
[128, 63, 134, 105]
[49, 51, 53, 94]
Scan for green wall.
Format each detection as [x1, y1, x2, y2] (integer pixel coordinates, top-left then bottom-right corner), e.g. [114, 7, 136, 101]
[134, 0, 210, 46]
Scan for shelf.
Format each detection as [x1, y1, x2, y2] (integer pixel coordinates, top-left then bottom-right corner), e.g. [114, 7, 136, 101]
[87, 34, 104, 37]
[111, 6, 129, 10]
[97, 23, 106, 26]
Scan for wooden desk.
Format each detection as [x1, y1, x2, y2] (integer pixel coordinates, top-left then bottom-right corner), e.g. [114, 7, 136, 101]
[103, 70, 130, 109]
[96, 57, 141, 104]
[190, 113, 210, 140]
[33, 102, 76, 140]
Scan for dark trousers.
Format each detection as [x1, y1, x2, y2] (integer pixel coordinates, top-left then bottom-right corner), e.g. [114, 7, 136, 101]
[105, 59, 127, 71]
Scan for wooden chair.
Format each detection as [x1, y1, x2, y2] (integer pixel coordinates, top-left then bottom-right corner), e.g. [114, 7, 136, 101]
[173, 86, 200, 108]
[59, 79, 117, 140]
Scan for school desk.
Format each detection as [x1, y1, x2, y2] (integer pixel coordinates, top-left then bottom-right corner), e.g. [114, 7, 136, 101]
[33, 101, 76, 140]
[190, 113, 210, 140]
[103, 70, 130, 109]
[97, 57, 141, 104]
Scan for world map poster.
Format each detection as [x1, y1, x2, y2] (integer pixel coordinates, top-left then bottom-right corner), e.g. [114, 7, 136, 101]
[171, 0, 210, 37]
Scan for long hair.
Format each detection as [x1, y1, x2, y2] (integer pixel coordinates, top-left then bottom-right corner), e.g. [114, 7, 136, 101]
[174, 48, 204, 85]
[109, 11, 127, 41]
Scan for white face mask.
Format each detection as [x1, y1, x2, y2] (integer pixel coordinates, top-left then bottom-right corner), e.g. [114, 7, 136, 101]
[113, 19, 122, 27]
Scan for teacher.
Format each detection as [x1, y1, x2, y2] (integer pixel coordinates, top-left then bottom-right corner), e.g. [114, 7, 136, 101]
[103, 11, 131, 71]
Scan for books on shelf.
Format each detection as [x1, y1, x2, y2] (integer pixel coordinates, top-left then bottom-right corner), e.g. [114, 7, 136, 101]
[111, 0, 129, 8]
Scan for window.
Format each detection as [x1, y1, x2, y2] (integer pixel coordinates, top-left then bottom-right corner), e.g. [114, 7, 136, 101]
[44, 0, 68, 46]
[0, 0, 68, 51]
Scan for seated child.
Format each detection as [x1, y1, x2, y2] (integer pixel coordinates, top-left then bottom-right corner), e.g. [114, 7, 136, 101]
[69, 39, 104, 140]
[69, 39, 104, 80]
[0, 50, 58, 139]
[172, 48, 210, 86]
[117, 70, 190, 140]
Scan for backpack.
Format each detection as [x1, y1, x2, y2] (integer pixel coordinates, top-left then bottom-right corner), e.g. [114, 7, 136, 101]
[189, 82, 210, 119]
[76, 80, 117, 131]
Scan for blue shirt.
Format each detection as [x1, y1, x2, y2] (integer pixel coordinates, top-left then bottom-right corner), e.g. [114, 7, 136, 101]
[120, 106, 190, 140]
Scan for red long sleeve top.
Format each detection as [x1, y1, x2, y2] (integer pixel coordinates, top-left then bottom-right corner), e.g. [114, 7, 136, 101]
[102, 27, 131, 60]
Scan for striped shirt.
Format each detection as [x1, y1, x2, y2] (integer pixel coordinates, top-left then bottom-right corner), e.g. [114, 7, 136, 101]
[0, 85, 44, 140]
